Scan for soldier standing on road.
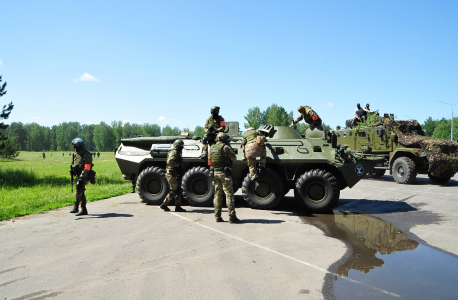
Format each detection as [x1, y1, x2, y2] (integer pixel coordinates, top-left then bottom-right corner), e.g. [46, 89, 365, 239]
[201, 106, 226, 159]
[70, 138, 93, 216]
[160, 139, 187, 212]
[208, 133, 243, 224]
[241, 128, 267, 180]
[291, 105, 322, 129]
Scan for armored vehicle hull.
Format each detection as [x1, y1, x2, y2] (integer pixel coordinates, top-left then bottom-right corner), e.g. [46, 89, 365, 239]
[115, 122, 383, 212]
[336, 117, 458, 184]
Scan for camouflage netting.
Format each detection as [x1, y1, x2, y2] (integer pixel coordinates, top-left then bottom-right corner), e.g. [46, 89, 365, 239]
[384, 120, 458, 178]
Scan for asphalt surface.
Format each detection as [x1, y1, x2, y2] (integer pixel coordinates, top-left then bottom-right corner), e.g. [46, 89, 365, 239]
[1, 173, 457, 300]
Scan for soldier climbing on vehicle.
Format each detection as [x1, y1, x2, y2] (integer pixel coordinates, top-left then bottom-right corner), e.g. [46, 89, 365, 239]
[241, 127, 267, 180]
[201, 106, 226, 159]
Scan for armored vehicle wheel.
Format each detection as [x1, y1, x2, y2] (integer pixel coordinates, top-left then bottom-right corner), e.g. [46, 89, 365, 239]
[242, 169, 284, 209]
[136, 167, 169, 205]
[295, 170, 340, 213]
[428, 173, 451, 184]
[182, 167, 214, 206]
[370, 169, 386, 178]
[392, 157, 416, 184]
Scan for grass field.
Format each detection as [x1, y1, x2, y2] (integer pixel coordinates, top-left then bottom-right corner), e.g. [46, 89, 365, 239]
[0, 151, 131, 221]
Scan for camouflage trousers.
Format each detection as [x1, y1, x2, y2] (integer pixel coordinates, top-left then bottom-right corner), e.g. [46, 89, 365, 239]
[213, 172, 236, 220]
[245, 142, 266, 180]
[201, 134, 216, 156]
[163, 173, 181, 205]
[75, 185, 87, 208]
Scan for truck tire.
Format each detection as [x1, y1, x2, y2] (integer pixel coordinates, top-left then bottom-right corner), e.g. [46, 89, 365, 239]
[428, 172, 451, 184]
[370, 169, 386, 178]
[392, 157, 416, 184]
[136, 167, 169, 205]
[242, 169, 284, 209]
[182, 167, 214, 206]
[295, 169, 340, 213]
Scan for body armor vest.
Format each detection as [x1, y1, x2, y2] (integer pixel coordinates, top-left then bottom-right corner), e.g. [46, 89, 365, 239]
[243, 130, 257, 144]
[210, 142, 232, 172]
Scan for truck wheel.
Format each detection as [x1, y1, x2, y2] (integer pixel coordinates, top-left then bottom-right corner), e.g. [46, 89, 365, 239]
[295, 170, 340, 213]
[370, 169, 386, 178]
[392, 157, 416, 184]
[428, 173, 451, 184]
[242, 169, 284, 209]
[136, 167, 169, 205]
[182, 167, 214, 206]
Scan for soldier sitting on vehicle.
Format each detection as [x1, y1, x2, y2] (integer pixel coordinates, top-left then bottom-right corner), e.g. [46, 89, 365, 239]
[354, 103, 367, 124]
[241, 127, 267, 180]
[201, 106, 226, 159]
[291, 105, 322, 129]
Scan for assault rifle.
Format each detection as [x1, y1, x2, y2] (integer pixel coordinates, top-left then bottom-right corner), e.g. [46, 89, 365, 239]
[70, 153, 75, 193]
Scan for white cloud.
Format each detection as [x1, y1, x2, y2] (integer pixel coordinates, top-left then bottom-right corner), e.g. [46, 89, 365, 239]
[0, 59, 3, 66]
[50, 98, 54, 101]
[30, 116, 38, 119]
[324, 102, 334, 107]
[76, 73, 100, 82]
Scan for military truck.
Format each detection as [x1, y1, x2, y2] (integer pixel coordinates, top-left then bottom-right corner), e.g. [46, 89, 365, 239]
[336, 115, 458, 184]
[115, 122, 383, 213]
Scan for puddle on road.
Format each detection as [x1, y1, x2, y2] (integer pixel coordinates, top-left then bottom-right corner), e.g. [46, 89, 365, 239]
[300, 211, 458, 300]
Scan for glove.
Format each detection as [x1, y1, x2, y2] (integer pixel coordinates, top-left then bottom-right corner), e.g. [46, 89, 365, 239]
[76, 178, 85, 190]
[209, 167, 215, 179]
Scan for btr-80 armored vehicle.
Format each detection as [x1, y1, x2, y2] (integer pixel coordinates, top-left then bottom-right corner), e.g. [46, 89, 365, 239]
[336, 114, 458, 184]
[115, 122, 383, 213]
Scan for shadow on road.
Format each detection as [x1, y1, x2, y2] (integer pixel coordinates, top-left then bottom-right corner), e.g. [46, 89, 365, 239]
[76, 213, 134, 220]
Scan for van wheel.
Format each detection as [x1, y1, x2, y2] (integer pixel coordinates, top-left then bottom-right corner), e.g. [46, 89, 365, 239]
[182, 167, 214, 206]
[136, 167, 169, 205]
[295, 170, 340, 213]
[242, 169, 284, 209]
[392, 157, 416, 184]
[428, 173, 451, 184]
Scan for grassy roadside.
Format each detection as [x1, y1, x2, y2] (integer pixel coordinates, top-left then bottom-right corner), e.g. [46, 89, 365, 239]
[0, 151, 131, 221]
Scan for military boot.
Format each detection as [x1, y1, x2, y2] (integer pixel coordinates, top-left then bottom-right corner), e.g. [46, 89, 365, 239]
[160, 203, 170, 211]
[175, 206, 186, 212]
[216, 217, 224, 222]
[75, 204, 88, 216]
[69, 201, 79, 213]
[229, 217, 243, 224]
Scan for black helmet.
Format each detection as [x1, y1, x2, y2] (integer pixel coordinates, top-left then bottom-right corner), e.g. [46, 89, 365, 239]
[357, 103, 361, 108]
[366, 103, 370, 108]
[72, 138, 85, 146]
[173, 139, 184, 148]
[211, 106, 220, 114]
[216, 133, 229, 142]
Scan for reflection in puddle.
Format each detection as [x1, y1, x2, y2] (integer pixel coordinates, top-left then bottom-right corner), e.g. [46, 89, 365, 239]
[300, 211, 458, 300]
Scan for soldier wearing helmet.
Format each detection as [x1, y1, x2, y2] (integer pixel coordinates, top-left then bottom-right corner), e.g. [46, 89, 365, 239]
[241, 127, 267, 180]
[160, 139, 187, 212]
[201, 106, 226, 159]
[70, 138, 93, 216]
[291, 105, 322, 129]
[208, 133, 243, 224]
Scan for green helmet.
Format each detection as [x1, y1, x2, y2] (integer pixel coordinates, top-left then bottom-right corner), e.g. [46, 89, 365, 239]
[216, 133, 229, 142]
[211, 106, 220, 114]
[173, 139, 184, 148]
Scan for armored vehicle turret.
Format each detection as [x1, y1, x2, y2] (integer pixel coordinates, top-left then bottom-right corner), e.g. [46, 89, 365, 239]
[336, 114, 458, 184]
[115, 122, 383, 213]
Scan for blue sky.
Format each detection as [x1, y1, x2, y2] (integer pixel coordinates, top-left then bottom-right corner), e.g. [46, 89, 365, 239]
[1, 0, 457, 130]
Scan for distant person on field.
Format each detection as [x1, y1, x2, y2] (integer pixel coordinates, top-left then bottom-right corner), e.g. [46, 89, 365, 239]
[97, 152, 100, 158]
[42, 152, 46, 159]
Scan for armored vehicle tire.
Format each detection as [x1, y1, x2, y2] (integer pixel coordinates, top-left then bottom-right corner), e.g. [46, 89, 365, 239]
[392, 157, 417, 184]
[428, 173, 451, 184]
[242, 169, 284, 209]
[370, 169, 386, 178]
[136, 167, 169, 205]
[182, 167, 214, 206]
[295, 170, 340, 213]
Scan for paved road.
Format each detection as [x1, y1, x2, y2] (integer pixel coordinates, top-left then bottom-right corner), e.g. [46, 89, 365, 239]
[1, 174, 457, 300]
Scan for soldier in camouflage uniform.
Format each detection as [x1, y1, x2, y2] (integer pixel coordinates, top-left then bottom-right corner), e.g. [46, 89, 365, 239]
[242, 128, 267, 180]
[70, 138, 93, 216]
[160, 139, 187, 212]
[208, 133, 243, 224]
[291, 105, 322, 129]
[201, 106, 226, 159]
